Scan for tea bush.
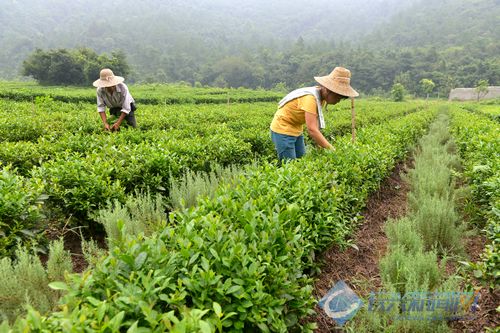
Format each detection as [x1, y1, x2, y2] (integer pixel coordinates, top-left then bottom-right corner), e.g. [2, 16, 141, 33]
[0, 167, 45, 257]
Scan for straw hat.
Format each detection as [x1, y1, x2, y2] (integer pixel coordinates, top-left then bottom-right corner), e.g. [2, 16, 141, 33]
[92, 68, 124, 88]
[314, 67, 359, 97]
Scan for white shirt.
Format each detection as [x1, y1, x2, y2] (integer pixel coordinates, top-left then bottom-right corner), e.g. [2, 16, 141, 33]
[96, 83, 135, 114]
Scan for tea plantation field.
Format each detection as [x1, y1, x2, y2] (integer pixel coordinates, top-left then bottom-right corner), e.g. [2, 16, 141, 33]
[0, 84, 498, 332]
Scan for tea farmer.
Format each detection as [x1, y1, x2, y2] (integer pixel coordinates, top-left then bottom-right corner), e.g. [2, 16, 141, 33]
[270, 66, 358, 160]
[93, 68, 137, 131]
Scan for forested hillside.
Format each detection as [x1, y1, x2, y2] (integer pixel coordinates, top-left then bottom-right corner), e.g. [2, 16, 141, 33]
[365, 0, 499, 48]
[1, 0, 498, 95]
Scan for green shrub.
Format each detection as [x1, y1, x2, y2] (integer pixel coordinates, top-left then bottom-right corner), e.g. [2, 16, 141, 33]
[94, 191, 167, 246]
[169, 164, 243, 210]
[380, 245, 444, 296]
[384, 217, 424, 253]
[32, 155, 126, 222]
[410, 195, 463, 253]
[0, 239, 72, 323]
[406, 112, 464, 253]
[0, 167, 45, 257]
[4, 98, 438, 331]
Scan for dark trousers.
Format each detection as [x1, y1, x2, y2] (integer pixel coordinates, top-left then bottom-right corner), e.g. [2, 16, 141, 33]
[109, 103, 137, 128]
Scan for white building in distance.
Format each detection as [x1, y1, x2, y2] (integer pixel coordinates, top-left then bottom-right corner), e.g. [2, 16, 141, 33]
[449, 86, 500, 101]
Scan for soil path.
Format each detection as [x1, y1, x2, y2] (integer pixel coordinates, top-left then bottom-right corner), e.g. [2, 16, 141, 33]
[311, 160, 411, 332]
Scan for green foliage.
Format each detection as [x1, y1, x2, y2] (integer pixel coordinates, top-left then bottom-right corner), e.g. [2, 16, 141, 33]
[0, 97, 428, 226]
[0, 239, 72, 323]
[391, 83, 406, 102]
[475, 79, 489, 101]
[169, 164, 243, 210]
[406, 113, 464, 253]
[357, 111, 464, 331]
[384, 217, 424, 253]
[5, 107, 437, 331]
[410, 195, 463, 253]
[31, 154, 126, 222]
[467, 242, 500, 290]
[450, 106, 500, 288]
[380, 245, 444, 296]
[80, 238, 107, 269]
[0, 167, 45, 257]
[94, 191, 167, 247]
[420, 79, 435, 98]
[0, 0, 499, 94]
[22, 48, 129, 86]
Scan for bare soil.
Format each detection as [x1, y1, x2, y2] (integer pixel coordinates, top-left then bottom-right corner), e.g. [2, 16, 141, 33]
[43, 221, 106, 273]
[311, 160, 411, 332]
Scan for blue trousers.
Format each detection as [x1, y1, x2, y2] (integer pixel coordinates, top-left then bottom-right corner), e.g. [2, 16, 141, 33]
[271, 130, 306, 160]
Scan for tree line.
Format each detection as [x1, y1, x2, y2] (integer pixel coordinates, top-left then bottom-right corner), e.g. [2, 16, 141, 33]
[23, 41, 499, 99]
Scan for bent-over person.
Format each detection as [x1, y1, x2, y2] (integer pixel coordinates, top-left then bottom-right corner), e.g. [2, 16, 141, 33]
[270, 66, 358, 161]
[93, 68, 137, 131]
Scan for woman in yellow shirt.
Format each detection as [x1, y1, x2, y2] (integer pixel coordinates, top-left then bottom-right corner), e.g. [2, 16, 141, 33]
[270, 66, 358, 160]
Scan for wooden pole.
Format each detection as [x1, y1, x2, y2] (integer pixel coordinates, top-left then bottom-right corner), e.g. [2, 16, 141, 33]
[351, 98, 356, 143]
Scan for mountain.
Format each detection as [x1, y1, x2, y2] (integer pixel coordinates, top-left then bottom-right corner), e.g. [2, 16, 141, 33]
[0, 0, 418, 79]
[0, 0, 497, 95]
[364, 0, 500, 49]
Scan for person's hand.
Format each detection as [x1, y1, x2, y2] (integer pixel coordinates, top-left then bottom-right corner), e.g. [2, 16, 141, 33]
[103, 123, 111, 131]
[111, 123, 120, 132]
[327, 144, 336, 151]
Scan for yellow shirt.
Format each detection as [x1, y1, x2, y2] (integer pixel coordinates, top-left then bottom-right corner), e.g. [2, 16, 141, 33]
[270, 94, 318, 136]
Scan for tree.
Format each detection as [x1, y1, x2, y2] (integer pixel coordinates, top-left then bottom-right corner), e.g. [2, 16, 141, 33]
[391, 83, 406, 101]
[211, 57, 263, 88]
[420, 78, 435, 99]
[22, 48, 130, 86]
[475, 79, 489, 101]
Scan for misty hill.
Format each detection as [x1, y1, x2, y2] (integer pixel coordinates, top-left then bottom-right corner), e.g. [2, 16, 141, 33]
[364, 0, 500, 49]
[1, 0, 417, 79]
[0, 0, 498, 96]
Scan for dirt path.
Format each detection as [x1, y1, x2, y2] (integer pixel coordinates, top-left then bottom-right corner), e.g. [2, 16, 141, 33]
[311, 160, 412, 332]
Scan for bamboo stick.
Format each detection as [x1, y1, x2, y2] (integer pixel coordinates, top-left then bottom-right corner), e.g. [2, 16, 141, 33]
[351, 98, 356, 143]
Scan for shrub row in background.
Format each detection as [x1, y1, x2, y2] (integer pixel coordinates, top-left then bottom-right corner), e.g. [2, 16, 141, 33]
[0, 82, 283, 105]
[449, 107, 500, 289]
[458, 103, 500, 122]
[0, 99, 426, 143]
[8, 108, 437, 332]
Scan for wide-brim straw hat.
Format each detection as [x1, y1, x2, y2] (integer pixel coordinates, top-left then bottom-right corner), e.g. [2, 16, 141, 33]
[92, 68, 124, 88]
[314, 67, 359, 97]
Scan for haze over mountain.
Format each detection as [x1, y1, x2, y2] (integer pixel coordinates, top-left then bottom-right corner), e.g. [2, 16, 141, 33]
[0, 0, 419, 78]
[1, 0, 498, 95]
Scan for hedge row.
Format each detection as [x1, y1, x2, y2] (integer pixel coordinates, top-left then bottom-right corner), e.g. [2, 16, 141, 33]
[449, 107, 500, 288]
[458, 103, 500, 122]
[0, 167, 45, 257]
[0, 82, 283, 105]
[0, 99, 427, 223]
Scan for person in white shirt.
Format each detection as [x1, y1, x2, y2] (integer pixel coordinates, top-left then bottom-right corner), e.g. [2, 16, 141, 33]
[93, 68, 137, 131]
